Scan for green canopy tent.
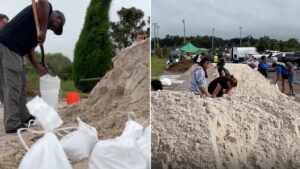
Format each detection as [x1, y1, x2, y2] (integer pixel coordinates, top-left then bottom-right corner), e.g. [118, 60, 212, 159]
[179, 42, 200, 53]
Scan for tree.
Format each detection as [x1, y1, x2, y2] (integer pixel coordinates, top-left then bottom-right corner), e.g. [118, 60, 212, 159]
[73, 0, 113, 92]
[110, 7, 146, 51]
[162, 47, 169, 58]
[44, 53, 72, 80]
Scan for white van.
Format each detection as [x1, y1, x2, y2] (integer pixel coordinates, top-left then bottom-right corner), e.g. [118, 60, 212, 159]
[229, 47, 262, 62]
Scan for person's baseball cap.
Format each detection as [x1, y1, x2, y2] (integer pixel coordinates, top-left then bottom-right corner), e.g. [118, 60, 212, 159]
[54, 10, 65, 35]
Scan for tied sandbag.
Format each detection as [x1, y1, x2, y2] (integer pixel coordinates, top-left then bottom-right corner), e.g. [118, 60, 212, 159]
[26, 96, 63, 131]
[17, 96, 72, 169]
[60, 118, 98, 161]
[18, 132, 72, 169]
[88, 112, 148, 169]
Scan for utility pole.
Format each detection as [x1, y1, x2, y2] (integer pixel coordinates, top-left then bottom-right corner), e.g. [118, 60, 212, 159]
[239, 26, 242, 47]
[182, 19, 186, 44]
[212, 28, 215, 52]
[156, 24, 160, 49]
[153, 23, 157, 52]
[248, 34, 251, 46]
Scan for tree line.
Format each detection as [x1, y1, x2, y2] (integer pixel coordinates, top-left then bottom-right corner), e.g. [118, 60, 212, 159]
[153, 35, 300, 53]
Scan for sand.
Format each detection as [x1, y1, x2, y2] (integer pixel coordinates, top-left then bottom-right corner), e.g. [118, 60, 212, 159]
[152, 63, 300, 169]
[0, 39, 150, 169]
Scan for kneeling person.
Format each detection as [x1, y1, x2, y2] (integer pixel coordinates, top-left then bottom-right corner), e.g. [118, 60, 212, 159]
[208, 75, 238, 97]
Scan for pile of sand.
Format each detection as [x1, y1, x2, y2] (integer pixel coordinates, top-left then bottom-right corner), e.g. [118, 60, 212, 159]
[61, 39, 150, 139]
[152, 64, 300, 169]
[0, 39, 149, 169]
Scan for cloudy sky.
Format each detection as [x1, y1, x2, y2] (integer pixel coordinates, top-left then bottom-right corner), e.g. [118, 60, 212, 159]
[152, 0, 300, 41]
[0, 0, 150, 61]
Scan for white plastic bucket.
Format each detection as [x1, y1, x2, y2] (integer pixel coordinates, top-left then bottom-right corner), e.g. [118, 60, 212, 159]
[41, 91, 59, 110]
[40, 74, 61, 93]
[39, 74, 61, 110]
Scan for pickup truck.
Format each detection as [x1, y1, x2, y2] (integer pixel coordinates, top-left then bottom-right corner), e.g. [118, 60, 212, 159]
[276, 52, 300, 69]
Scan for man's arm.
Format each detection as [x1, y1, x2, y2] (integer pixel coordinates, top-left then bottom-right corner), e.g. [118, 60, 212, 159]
[27, 48, 47, 76]
[37, 0, 49, 44]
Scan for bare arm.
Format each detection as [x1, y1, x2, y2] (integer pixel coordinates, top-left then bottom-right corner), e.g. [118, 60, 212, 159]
[212, 83, 222, 97]
[275, 73, 281, 84]
[27, 48, 47, 76]
[37, 0, 49, 44]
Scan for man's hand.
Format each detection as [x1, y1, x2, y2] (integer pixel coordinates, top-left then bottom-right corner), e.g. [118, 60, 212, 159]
[37, 30, 46, 45]
[37, 66, 47, 76]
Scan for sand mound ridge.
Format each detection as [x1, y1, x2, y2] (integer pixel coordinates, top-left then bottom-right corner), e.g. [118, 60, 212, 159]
[152, 64, 300, 169]
[62, 39, 150, 139]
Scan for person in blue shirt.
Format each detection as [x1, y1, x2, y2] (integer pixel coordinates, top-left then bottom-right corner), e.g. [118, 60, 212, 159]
[272, 62, 289, 94]
[190, 57, 211, 97]
[257, 56, 269, 78]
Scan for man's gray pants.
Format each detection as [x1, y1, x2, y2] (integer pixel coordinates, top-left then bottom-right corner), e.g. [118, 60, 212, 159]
[0, 43, 31, 131]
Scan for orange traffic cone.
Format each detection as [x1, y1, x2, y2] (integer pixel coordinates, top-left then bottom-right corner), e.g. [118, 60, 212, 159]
[66, 92, 80, 105]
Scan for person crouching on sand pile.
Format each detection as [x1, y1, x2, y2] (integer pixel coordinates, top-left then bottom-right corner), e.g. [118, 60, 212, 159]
[208, 75, 238, 98]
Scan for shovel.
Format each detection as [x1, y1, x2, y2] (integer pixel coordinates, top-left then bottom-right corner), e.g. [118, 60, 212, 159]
[31, 0, 56, 76]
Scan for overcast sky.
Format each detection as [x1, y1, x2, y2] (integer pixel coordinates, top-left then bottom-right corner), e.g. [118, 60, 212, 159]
[0, 0, 150, 61]
[152, 0, 300, 41]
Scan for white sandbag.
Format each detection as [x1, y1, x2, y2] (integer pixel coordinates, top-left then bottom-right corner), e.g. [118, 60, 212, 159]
[136, 125, 151, 160]
[88, 112, 148, 169]
[18, 132, 72, 169]
[26, 96, 63, 131]
[89, 138, 148, 169]
[119, 112, 143, 140]
[160, 78, 172, 86]
[60, 118, 98, 161]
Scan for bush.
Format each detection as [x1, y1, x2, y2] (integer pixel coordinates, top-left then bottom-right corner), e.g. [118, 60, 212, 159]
[73, 0, 113, 92]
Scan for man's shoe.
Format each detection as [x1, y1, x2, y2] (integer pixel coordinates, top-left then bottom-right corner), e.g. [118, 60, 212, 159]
[6, 123, 27, 134]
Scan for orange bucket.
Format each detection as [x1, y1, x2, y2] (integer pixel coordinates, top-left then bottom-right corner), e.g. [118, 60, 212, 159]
[66, 92, 80, 105]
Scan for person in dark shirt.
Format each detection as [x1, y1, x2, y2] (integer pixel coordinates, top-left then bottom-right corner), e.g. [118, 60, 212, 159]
[0, 0, 65, 133]
[257, 56, 269, 78]
[208, 75, 238, 97]
[272, 62, 289, 94]
[216, 58, 230, 77]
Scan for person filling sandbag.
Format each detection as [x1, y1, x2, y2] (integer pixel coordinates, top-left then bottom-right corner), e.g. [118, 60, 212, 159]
[272, 62, 289, 94]
[189, 57, 211, 97]
[208, 75, 238, 97]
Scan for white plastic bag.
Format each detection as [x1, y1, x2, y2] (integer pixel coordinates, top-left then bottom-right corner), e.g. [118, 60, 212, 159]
[26, 96, 63, 131]
[88, 112, 148, 169]
[119, 112, 144, 140]
[137, 125, 151, 160]
[89, 138, 148, 169]
[18, 132, 72, 169]
[60, 118, 98, 161]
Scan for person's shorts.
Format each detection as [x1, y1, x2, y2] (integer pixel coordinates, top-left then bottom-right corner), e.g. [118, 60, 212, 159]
[282, 74, 289, 79]
[288, 75, 295, 84]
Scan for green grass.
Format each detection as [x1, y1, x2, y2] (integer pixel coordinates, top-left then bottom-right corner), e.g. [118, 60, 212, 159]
[61, 80, 89, 98]
[151, 56, 167, 78]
